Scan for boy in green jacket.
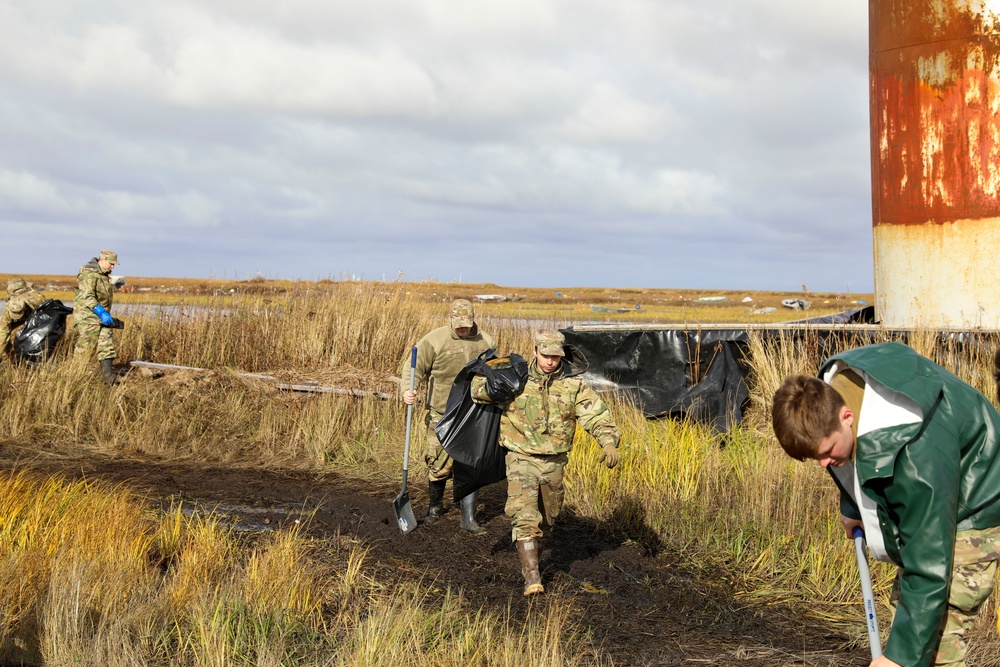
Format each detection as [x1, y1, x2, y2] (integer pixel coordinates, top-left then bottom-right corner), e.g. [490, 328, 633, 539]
[772, 341, 1000, 667]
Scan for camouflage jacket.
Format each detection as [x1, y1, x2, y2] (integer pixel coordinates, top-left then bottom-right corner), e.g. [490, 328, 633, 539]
[471, 348, 619, 456]
[74, 258, 113, 325]
[1, 287, 46, 351]
[399, 324, 495, 414]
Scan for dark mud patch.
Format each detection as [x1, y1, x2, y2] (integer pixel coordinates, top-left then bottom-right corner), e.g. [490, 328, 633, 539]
[0, 452, 868, 666]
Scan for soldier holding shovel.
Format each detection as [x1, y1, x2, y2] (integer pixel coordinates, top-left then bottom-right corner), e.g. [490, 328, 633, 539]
[400, 299, 495, 533]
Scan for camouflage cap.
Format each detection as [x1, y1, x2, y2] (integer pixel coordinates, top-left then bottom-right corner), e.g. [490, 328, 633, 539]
[99, 249, 119, 265]
[6, 276, 28, 296]
[449, 299, 475, 328]
[534, 329, 565, 356]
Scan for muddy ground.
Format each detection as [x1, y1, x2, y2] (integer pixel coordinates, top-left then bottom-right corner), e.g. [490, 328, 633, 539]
[0, 450, 872, 667]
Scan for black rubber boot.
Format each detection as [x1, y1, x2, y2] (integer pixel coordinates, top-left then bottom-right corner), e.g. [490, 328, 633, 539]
[459, 491, 486, 534]
[424, 480, 446, 524]
[99, 358, 118, 385]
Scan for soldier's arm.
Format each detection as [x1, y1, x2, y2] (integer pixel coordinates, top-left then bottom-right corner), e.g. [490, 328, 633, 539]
[0, 319, 11, 354]
[574, 382, 619, 449]
[27, 291, 46, 309]
[398, 336, 435, 396]
[76, 274, 100, 311]
[470, 375, 493, 404]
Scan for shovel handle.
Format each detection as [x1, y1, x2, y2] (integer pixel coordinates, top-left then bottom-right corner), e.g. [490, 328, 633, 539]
[401, 347, 418, 491]
[853, 527, 882, 660]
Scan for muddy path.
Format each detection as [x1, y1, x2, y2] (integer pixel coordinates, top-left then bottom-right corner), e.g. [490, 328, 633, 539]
[0, 451, 868, 666]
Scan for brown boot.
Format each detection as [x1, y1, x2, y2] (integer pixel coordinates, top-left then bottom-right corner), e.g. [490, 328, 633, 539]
[515, 539, 544, 596]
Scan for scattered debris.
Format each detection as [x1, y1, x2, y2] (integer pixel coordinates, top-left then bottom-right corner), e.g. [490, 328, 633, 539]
[781, 299, 812, 310]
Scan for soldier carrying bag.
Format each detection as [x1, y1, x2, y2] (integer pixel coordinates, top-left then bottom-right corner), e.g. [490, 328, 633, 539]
[13, 299, 75, 363]
[435, 349, 529, 502]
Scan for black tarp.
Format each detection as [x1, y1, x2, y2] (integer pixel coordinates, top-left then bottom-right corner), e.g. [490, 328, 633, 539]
[435, 350, 528, 501]
[562, 306, 877, 431]
[12, 299, 74, 363]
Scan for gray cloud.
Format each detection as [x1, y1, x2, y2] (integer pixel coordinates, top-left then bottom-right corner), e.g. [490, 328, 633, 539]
[0, 0, 872, 291]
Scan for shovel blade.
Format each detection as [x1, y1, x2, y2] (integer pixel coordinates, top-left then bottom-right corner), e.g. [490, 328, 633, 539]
[392, 490, 418, 534]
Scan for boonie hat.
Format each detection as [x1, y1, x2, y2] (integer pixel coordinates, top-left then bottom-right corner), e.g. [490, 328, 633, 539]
[450, 299, 475, 328]
[6, 276, 27, 296]
[534, 329, 565, 356]
[99, 249, 119, 265]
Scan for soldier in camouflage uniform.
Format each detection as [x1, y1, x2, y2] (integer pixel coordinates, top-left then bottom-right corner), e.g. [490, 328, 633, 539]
[772, 342, 1000, 667]
[400, 298, 496, 533]
[1, 277, 47, 359]
[471, 329, 620, 596]
[74, 249, 120, 384]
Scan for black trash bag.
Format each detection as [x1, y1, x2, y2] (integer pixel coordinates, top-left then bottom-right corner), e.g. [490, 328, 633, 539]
[435, 349, 529, 502]
[12, 299, 74, 362]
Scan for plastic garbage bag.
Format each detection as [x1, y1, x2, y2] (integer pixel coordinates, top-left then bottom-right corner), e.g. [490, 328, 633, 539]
[435, 349, 528, 501]
[12, 299, 74, 362]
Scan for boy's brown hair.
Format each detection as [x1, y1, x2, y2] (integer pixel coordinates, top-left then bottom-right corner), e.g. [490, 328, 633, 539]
[771, 374, 845, 461]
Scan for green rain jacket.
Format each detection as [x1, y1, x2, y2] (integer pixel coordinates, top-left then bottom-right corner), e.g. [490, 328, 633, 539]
[471, 345, 619, 456]
[820, 342, 1000, 667]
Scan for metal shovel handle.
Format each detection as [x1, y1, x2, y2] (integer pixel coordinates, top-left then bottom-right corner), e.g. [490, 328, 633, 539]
[401, 347, 417, 492]
[853, 527, 882, 660]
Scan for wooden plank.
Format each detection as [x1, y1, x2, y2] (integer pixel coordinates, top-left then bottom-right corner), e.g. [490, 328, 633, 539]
[128, 360, 394, 400]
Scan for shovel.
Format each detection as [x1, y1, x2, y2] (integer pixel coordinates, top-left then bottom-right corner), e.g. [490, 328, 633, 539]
[853, 527, 882, 660]
[392, 346, 419, 534]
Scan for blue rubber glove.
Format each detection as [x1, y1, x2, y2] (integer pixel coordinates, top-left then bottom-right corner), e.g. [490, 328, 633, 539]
[92, 304, 114, 327]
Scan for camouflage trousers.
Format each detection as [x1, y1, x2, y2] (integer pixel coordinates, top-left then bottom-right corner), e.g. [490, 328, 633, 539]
[504, 450, 568, 542]
[423, 410, 454, 483]
[73, 319, 116, 361]
[889, 525, 1000, 666]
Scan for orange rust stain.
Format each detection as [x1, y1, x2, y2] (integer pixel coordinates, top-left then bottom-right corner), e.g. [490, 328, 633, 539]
[874, 55, 1000, 225]
[870, 0, 1000, 227]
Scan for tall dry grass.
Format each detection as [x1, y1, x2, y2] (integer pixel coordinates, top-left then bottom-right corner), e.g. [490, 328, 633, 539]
[0, 472, 604, 667]
[6, 281, 1000, 658]
[559, 325, 1000, 650]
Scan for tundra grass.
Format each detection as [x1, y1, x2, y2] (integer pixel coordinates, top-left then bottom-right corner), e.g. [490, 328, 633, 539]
[0, 472, 604, 667]
[2, 280, 998, 657]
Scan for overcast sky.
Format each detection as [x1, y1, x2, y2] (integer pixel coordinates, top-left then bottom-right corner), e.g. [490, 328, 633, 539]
[0, 1, 872, 291]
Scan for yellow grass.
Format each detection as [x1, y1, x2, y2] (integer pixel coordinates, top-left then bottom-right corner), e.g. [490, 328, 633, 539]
[0, 472, 602, 666]
[4, 275, 999, 660]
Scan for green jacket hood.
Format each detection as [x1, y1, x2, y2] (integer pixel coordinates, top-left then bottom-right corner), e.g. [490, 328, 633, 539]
[822, 341, 944, 417]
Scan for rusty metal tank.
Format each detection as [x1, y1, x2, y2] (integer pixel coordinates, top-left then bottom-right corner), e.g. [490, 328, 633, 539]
[870, 0, 1000, 328]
